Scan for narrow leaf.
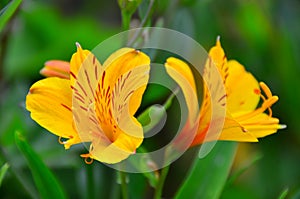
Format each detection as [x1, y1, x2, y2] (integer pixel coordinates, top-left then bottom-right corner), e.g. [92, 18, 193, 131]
[0, 0, 22, 33]
[278, 188, 289, 199]
[226, 152, 263, 186]
[0, 163, 9, 187]
[175, 141, 237, 199]
[15, 131, 66, 199]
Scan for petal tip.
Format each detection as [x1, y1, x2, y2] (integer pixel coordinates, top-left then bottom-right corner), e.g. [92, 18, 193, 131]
[279, 124, 287, 129]
[75, 42, 81, 49]
[216, 35, 221, 46]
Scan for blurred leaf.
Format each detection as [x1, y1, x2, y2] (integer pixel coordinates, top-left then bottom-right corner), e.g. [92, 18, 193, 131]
[0, 163, 9, 187]
[226, 152, 263, 186]
[4, 3, 118, 80]
[180, 0, 197, 6]
[0, 81, 30, 146]
[278, 188, 289, 199]
[132, 146, 159, 187]
[291, 189, 300, 199]
[138, 0, 151, 22]
[15, 131, 66, 199]
[169, 7, 195, 37]
[0, 0, 22, 33]
[175, 142, 237, 199]
[128, 173, 148, 199]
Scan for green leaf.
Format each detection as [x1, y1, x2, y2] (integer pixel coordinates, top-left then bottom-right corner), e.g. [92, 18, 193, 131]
[291, 189, 300, 199]
[175, 142, 238, 199]
[128, 173, 148, 199]
[15, 131, 66, 199]
[0, 0, 22, 33]
[278, 188, 289, 199]
[226, 152, 263, 187]
[169, 7, 195, 38]
[0, 163, 9, 187]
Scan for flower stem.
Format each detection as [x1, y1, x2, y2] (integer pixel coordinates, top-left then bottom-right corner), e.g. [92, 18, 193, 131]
[120, 171, 128, 199]
[163, 86, 180, 110]
[121, 11, 131, 31]
[153, 165, 170, 199]
[127, 0, 156, 46]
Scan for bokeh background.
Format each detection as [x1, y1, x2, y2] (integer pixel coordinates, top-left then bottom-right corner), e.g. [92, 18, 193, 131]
[0, 0, 299, 198]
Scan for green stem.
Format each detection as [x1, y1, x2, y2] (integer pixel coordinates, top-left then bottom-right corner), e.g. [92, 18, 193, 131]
[121, 11, 131, 31]
[127, 0, 156, 46]
[120, 171, 128, 199]
[153, 165, 170, 199]
[163, 86, 180, 110]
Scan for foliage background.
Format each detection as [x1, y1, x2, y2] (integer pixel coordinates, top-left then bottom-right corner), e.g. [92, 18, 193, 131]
[0, 0, 299, 198]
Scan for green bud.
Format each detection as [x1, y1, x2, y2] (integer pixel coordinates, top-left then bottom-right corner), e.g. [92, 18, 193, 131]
[137, 104, 167, 134]
[118, 0, 142, 15]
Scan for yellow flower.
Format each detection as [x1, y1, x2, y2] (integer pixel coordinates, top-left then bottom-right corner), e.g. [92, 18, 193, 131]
[26, 44, 150, 164]
[165, 39, 285, 147]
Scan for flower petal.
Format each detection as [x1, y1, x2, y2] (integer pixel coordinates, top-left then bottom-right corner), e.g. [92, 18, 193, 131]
[218, 114, 258, 142]
[226, 60, 260, 113]
[72, 51, 103, 142]
[89, 62, 149, 163]
[40, 60, 70, 79]
[240, 113, 282, 138]
[88, 129, 143, 164]
[103, 48, 151, 115]
[165, 57, 199, 123]
[26, 77, 80, 148]
[208, 38, 229, 83]
[70, 43, 91, 88]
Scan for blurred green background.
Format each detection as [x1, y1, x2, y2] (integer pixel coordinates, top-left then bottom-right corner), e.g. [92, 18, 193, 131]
[0, 0, 300, 198]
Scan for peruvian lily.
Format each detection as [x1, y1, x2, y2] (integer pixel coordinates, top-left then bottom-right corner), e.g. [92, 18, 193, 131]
[26, 44, 150, 164]
[165, 39, 285, 148]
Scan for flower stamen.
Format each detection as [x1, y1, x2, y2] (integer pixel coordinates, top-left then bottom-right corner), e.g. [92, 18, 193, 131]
[58, 136, 64, 144]
[236, 83, 278, 121]
[80, 154, 94, 164]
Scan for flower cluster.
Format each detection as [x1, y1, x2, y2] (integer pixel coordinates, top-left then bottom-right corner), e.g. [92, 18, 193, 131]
[26, 39, 284, 164]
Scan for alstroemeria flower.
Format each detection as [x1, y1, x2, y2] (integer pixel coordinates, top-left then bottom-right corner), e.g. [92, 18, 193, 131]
[26, 44, 150, 164]
[165, 39, 285, 147]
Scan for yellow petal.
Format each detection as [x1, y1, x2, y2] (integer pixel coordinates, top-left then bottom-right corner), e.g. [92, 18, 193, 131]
[192, 112, 258, 145]
[196, 55, 228, 143]
[218, 114, 258, 142]
[226, 60, 260, 113]
[89, 128, 143, 164]
[70, 43, 91, 88]
[110, 65, 150, 138]
[26, 77, 80, 147]
[103, 48, 150, 115]
[165, 57, 199, 123]
[240, 113, 282, 138]
[208, 38, 229, 83]
[72, 51, 103, 142]
[40, 60, 70, 79]
[165, 57, 197, 92]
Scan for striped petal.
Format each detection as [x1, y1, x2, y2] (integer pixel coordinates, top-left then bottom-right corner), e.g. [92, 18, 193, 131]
[70, 43, 91, 88]
[26, 77, 80, 149]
